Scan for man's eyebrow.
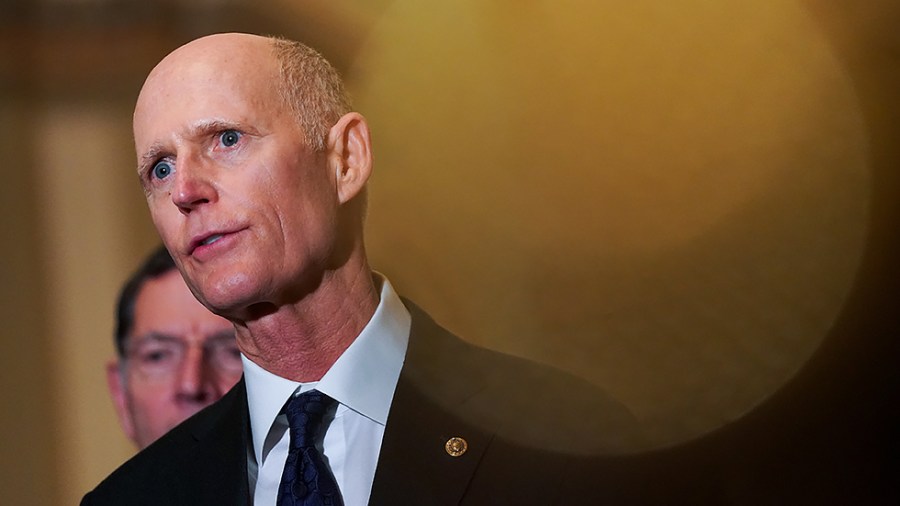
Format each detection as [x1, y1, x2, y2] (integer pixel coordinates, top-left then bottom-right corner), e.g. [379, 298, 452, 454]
[129, 332, 180, 346]
[188, 118, 243, 135]
[137, 143, 167, 175]
[130, 329, 236, 347]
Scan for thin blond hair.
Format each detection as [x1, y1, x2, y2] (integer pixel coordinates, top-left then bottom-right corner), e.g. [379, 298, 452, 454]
[270, 37, 351, 151]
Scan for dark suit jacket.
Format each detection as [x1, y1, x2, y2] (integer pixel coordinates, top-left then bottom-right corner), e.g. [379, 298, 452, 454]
[82, 301, 640, 505]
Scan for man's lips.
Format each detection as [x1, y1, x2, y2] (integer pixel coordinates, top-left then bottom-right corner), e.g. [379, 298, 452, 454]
[187, 229, 243, 256]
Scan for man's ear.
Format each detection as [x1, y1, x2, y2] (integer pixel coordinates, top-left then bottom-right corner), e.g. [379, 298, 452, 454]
[326, 112, 373, 204]
[106, 359, 137, 444]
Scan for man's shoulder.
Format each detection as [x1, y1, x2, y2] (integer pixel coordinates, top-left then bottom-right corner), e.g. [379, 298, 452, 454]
[81, 381, 248, 505]
[368, 300, 645, 504]
[402, 300, 645, 454]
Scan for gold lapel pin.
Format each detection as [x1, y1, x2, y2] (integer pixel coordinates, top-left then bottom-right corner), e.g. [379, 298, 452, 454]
[445, 436, 468, 457]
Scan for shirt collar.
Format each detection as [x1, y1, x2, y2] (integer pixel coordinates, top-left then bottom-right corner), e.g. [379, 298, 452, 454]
[241, 274, 411, 466]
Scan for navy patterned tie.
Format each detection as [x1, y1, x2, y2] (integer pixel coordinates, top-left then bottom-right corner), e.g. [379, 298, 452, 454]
[276, 390, 344, 506]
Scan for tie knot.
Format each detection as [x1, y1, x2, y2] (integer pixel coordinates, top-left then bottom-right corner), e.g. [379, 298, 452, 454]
[283, 390, 334, 449]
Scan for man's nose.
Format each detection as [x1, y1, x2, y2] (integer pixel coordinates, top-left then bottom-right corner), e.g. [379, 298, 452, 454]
[175, 345, 213, 403]
[171, 155, 217, 214]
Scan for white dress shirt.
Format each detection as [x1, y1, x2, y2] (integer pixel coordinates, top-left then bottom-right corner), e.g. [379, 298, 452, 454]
[241, 275, 411, 505]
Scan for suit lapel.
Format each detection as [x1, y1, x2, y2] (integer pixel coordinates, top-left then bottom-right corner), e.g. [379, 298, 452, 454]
[368, 371, 493, 505]
[180, 377, 251, 506]
[368, 303, 496, 506]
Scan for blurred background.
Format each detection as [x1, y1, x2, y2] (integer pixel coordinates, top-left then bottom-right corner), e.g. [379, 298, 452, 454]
[1, 0, 897, 504]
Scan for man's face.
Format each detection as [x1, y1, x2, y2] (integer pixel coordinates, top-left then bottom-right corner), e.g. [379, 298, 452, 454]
[107, 270, 241, 449]
[132, 35, 340, 316]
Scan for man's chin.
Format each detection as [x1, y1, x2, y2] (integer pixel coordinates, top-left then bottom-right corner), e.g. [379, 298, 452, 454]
[196, 286, 265, 320]
[187, 270, 262, 314]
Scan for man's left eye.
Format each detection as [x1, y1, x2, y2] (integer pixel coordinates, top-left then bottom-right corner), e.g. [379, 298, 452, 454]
[220, 130, 241, 147]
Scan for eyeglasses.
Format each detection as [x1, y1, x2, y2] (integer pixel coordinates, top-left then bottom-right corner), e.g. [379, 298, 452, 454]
[124, 331, 242, 380]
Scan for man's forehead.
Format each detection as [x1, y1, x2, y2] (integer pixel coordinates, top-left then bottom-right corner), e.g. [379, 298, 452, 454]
[136, 33, 277, 113]
[130, 330, 236, 346]
[151, 33, 274, 77]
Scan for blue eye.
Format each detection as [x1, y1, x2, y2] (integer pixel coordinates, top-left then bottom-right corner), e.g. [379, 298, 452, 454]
[220, 130, 241, 147]
[152, 160, 173, 180]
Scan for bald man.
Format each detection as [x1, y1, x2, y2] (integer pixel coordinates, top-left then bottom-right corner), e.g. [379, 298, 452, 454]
[82, 33, 639, 505]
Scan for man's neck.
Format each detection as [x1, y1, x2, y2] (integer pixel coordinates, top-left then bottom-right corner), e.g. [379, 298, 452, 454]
[234, 263, 379, 382]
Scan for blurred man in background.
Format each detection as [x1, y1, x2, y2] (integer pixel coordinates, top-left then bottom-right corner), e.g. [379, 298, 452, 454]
[106, 245, 243, 449]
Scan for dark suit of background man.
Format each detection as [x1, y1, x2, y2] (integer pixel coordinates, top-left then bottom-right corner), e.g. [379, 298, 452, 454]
[82, 33, 641, 505]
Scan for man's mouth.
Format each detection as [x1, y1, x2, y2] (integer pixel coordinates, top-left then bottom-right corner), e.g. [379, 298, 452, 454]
[188, 226, 249, 257]
[202, 234, 224, 246]
[189, 231, 231, 255]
